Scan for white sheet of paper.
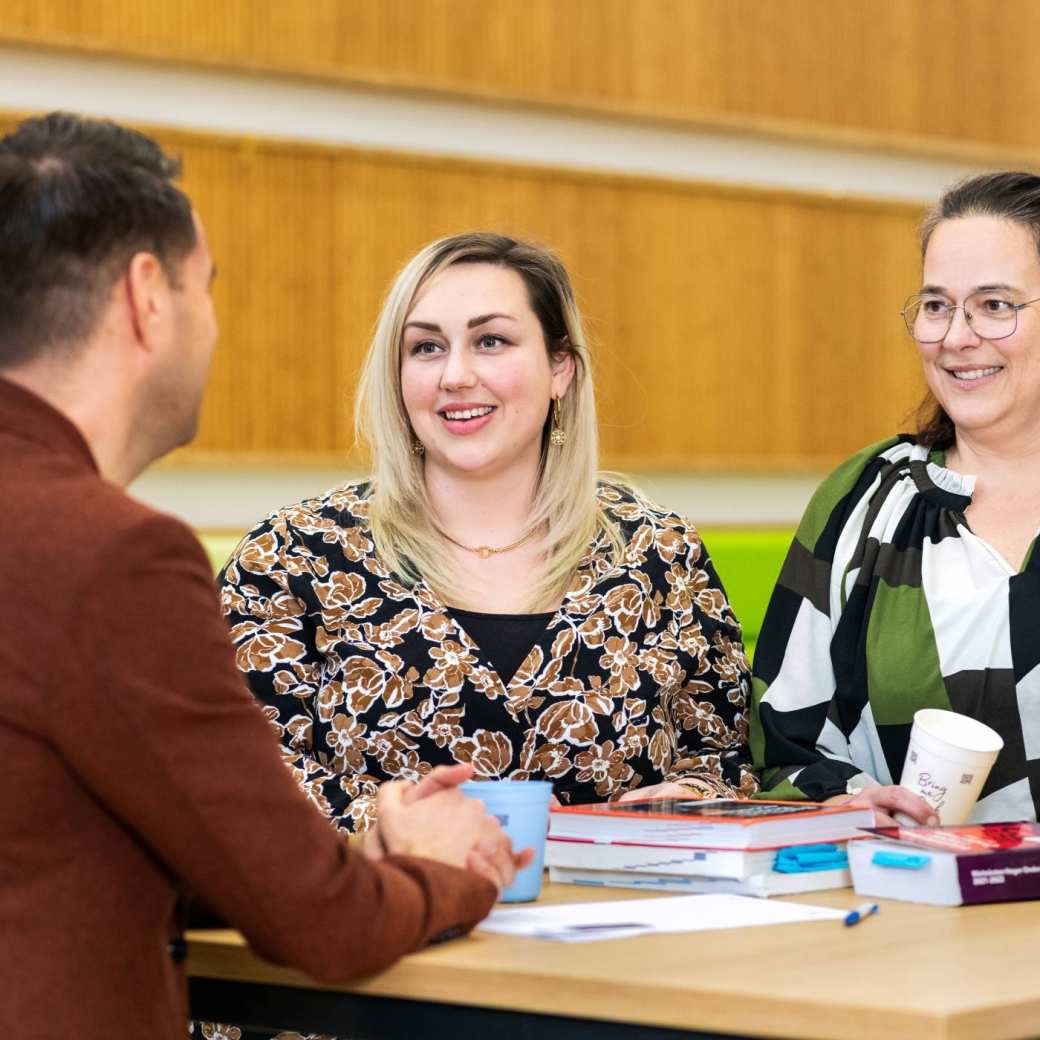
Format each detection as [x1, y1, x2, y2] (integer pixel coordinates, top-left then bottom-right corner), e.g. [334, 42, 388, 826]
[480, 893, 846, 942]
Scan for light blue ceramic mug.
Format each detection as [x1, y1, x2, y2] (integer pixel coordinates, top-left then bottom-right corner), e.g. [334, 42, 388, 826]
[460, 779, 553, 902]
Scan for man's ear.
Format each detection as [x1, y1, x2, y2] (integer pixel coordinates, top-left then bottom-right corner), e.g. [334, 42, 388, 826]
[124, 252, 170, 351]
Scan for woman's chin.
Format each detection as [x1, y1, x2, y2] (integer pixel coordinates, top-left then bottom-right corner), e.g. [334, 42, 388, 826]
[940, 402, 1008, 439]
[427, 448, 509, 478]
[426, 440, 542, 480]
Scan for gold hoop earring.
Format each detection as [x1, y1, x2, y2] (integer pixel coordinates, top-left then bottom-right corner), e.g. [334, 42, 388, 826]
[411, 438, 425, 456]
[550, 397, 566, 447]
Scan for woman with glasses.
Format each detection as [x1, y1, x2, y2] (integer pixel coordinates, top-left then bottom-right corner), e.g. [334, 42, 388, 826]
[752, 172, 1040, 826]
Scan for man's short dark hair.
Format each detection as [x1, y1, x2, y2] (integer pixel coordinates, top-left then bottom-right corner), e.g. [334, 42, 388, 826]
[0, 112, 196, 369]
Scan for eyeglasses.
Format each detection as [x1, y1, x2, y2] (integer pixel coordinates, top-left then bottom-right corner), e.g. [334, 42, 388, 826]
[901, 291, 1040, 343]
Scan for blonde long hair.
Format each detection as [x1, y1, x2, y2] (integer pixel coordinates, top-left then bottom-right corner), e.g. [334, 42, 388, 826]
[354, 232, 624, 610]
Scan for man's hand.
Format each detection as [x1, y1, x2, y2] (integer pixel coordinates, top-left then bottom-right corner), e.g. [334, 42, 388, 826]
[362, 763, 476, 859]
[361, 765, 533, 893]
[401, 763, 476, 805]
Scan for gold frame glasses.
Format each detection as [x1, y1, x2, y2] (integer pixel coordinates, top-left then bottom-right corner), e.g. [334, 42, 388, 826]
[901, 291, 1040, 343]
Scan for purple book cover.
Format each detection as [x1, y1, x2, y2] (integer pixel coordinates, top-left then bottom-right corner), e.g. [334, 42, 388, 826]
[957, 847, 1040, 905]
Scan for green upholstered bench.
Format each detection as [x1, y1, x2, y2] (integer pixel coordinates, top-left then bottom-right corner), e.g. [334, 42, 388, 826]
[199, 528, 792, 663]
[697, 529, 791, 660]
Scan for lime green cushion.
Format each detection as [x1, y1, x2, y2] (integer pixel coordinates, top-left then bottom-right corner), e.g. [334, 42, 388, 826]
[200, 532, 243, 575]
[699, 528, 792, 653]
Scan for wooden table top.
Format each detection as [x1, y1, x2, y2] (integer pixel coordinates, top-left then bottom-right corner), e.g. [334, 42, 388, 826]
[187, 884, 1040, 1040]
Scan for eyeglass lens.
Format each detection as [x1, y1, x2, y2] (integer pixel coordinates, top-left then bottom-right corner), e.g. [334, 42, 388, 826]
[904, 292, 1018, 342]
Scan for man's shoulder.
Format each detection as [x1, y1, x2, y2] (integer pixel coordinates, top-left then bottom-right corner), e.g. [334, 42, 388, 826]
[50, 470, 207, 578]
[2, 463, 212, 663]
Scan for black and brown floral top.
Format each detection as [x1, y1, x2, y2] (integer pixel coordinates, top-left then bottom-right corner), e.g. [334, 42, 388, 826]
[218, 482, 758, 832]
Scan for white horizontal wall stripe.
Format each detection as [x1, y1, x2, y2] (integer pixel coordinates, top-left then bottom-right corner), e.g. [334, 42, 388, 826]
[129, 467, 820, 530]
[0, 43, 987, 203]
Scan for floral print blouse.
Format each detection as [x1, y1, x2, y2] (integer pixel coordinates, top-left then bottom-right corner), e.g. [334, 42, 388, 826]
[218, 482, 758, 832]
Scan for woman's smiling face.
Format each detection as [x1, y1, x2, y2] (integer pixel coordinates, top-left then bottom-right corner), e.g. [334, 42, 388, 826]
[918, 215, 1040, 444]
[400, 261, 574, 481]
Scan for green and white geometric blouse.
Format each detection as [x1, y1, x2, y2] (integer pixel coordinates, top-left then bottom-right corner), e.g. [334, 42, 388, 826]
[751, 436, 1040, 822]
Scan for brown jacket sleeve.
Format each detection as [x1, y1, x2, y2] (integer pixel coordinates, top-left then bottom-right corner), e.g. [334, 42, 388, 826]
[54, 513, 496, 982]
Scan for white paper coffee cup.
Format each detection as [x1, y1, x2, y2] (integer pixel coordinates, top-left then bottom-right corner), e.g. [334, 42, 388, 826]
[899, 709, 1004, 825]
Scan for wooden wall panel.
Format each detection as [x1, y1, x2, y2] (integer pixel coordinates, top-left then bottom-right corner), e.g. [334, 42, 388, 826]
[3, 1, 1040, 154]
[0, 112, 926, 471]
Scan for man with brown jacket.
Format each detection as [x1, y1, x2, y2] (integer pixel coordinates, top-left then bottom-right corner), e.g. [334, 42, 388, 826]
[0, 112, 523, 1040]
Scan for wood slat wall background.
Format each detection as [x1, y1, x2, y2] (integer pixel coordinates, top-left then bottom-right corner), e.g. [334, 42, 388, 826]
[0, 112, 927, 471]
[1, 0, 1039, 155]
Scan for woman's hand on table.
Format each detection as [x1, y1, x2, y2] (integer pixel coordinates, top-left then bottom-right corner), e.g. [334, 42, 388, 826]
[827, 786, 938, 827]
[617, 782, 702, 802]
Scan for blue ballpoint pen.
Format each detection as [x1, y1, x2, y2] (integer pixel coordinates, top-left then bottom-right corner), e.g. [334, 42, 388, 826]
[844, 902, 879, 927]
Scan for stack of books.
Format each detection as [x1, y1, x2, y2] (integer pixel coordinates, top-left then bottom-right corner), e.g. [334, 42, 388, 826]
[849, 821, 1040, 905]
[547, 799, 875, 897]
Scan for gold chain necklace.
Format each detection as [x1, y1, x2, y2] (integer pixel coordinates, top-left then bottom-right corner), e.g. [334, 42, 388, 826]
[438, 527, 536, 560]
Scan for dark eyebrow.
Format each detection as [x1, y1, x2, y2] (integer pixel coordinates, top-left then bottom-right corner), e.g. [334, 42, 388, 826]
[919, 282, 1019, 295]
[468, 312, 517, 329]
[404, 313, 518, 333]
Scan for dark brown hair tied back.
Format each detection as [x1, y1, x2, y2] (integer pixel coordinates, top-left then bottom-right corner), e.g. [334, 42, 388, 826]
[915, 171, 1040, 450]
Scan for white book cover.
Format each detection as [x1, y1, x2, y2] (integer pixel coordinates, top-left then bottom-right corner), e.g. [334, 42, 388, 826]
[548, 864, 852, 898]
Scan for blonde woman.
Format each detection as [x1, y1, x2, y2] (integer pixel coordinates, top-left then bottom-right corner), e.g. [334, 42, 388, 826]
[220, 232, 757, 831]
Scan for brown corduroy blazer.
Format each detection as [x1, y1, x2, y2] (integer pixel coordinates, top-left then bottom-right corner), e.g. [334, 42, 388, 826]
[0, 377, 496, 1040]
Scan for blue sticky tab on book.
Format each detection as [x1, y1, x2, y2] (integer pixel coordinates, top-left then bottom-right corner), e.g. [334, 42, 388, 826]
[872, 851, 930, 870]
[773, 844, 849, 873]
